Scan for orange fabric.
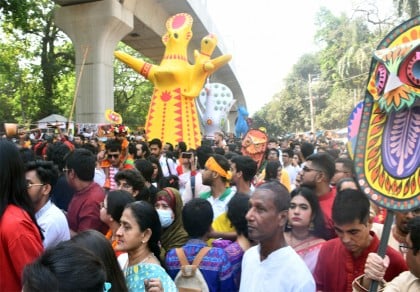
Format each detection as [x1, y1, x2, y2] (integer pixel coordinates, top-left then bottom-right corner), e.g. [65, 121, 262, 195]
[106, 229, 123, 257]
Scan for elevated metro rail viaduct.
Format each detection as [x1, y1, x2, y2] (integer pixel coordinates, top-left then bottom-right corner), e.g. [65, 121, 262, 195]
[54, 0, 246, 131]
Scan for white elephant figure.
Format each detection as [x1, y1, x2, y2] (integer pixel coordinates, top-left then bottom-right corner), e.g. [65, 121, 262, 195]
[196, 82, 236, 140]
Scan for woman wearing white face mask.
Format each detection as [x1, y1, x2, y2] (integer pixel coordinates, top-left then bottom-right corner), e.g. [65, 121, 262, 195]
[155, 188, 188, 261]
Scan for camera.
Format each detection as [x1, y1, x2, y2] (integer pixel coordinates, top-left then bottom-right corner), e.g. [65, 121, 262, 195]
[181, 152, 192, 159]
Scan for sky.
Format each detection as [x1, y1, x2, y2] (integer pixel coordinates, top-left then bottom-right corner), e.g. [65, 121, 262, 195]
[205, 0, 394, 115]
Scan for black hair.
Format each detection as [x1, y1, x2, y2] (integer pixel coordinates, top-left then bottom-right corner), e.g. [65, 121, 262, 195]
[256, 181, 290, 212]
[195, 145, 213, 169]
[137, 141, 151, 159]
[114, 169, 146, 193]
[22, 241, 106, 292]
[306, 152, 336, 180]
[147, 156, 163, 183]
[158, 175, 180, 190]
[336, 177, 360, 192]
[46, 141, 72, 173]
[177, 141, 187, 153]
[135, 159, 154, 183]
[0, 139, 42, 239]
[182, 198, 213, 238]
[165, 142, 174, 152]
[148, 138, 162, 149]
[25, 160, 59, 189]
[106, 190, 135, 222]
[19, 147, 36, 164]
[211, 154, 231, 183]
[288, 187, 329, 239]
[227, 194, 250, 238]
[81, 143, 99, 155]
[335, 157, 355, 176]
[300, 142, 315, 159]
[65, 148, 96, 181]
[231, 155, 257, 182]
[264, 161, 281, 181]
[224, 151, 239, 161]
[125, 201, 162, 265]
[408, 216, 420, 256]
[332, 189, 370, 225]
[105, 139, 122, 152]
[283, 148, 294, 158]
[266, 147, 279, 159]
[71, 230, 128, 292]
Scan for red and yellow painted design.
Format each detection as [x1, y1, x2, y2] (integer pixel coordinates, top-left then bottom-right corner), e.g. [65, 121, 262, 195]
[354, 16, 420, 211]
[115, 13, 231, 149]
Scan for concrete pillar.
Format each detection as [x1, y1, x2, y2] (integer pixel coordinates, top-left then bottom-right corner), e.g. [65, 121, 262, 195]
[54, 0, 133, 123]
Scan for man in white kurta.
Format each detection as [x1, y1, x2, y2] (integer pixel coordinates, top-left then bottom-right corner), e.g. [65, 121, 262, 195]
[240, 181, 315, 292]
[241, 245, 314, 291]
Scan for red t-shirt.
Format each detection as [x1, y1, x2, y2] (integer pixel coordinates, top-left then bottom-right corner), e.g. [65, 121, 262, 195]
[314, 232, 407, 292]
[318, 187, 337, 239]
[0, 205, 43, 292]
[67, 182, 108, 234]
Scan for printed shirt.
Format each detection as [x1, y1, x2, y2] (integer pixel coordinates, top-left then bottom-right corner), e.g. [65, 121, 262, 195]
[166, 239, 236, 292]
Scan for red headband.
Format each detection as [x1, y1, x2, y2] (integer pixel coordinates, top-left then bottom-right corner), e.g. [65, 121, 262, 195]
[156, 188, 176, 212]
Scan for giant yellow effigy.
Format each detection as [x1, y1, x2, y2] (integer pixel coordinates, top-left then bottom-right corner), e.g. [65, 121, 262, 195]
[115, 13, 232, 149]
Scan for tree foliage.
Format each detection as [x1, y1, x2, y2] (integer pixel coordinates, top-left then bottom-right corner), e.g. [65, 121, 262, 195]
[254, 4, 402, 136]
[0, 0, 154, 130]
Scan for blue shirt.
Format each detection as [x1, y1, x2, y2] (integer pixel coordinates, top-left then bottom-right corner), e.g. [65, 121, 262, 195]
[165, 239, 236, 292]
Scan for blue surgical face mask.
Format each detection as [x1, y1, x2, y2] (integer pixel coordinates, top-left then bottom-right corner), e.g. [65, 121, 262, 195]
[157, 209, 174, 228]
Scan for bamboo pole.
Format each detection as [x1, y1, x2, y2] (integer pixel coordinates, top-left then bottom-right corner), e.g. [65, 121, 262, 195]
[67, 46, 89, 135]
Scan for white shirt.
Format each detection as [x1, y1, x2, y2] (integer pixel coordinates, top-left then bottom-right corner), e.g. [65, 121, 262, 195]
[182, 171, 210, 205]
[36, 200, 71, 248]
[240, 245, 315, 292]
[202, 187, 235, 220]
[159, 156, 177, 177]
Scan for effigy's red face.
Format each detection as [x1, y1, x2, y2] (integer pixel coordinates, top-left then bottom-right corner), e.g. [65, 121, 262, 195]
[241, 129, 268, 169]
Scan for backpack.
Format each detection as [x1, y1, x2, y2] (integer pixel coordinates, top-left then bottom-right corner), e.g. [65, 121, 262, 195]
[174, 247, 211, 292]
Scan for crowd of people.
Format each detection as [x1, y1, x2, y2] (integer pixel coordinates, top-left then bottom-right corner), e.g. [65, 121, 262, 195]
[0, 126, 419, 292]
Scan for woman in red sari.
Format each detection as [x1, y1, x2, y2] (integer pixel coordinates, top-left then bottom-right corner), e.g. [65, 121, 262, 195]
[284, 186, 329, 273]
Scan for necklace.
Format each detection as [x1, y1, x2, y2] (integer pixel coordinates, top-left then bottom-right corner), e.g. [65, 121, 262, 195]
[125, 252, 155, 269]
[288, 232, 311, 249]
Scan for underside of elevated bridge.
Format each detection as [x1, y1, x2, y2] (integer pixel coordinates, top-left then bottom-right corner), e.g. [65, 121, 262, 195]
[54, 0, 245, 128]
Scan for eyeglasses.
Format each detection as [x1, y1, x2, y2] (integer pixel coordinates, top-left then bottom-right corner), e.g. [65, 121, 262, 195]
[108, 154, 120, 159]
[99, 202, 107, 209]
[302, 166, 322, 173]
[399, 243, 414, 254]
[27, 182, 45, 189]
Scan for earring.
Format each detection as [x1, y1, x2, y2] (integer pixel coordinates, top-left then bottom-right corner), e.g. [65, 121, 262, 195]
[309, 222, 315, 231]
[141, 240, 145, 244]
[286, 221, 292, 229]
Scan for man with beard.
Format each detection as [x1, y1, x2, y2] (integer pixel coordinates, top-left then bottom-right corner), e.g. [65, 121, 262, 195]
[200, 154, 235, 220]
[299, 152, 336, 239]
[330, 157, 355, 186]
[230, 155, 257, 196]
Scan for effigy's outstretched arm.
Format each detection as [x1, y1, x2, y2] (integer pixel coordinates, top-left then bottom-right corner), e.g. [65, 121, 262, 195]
[114, 51, 157, 83]
[204, 54, 232, 74]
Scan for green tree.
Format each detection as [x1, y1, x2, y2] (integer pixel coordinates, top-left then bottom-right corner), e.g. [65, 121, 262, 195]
[113, 43, 155, 129]
[393, 0, 419, 18]
[1, 0, 74, 123]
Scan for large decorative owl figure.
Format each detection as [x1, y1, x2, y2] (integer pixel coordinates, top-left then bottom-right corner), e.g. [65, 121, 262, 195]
[354, 16, 419, 212]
